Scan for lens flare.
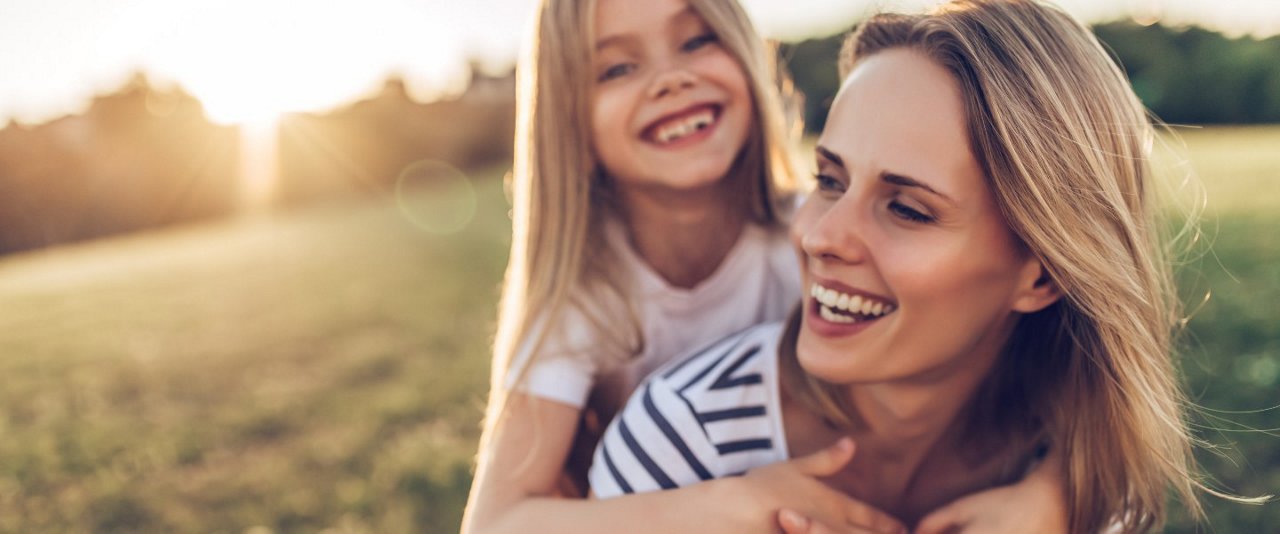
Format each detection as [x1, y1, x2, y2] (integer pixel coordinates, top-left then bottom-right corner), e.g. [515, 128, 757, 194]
[395, 160, 476, 235]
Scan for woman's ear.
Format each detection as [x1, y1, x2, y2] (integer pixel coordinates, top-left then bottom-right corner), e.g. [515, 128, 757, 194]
[1012, 259, 1062, 313]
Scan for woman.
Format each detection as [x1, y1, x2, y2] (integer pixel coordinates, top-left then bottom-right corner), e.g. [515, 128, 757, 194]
[590, 1, 1221, 531]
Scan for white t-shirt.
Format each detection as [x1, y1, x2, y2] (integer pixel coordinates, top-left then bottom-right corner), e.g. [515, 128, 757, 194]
[504, 221, 800, 414]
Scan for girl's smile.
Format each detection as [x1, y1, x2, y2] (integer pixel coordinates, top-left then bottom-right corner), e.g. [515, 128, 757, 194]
[643, 103, 720, 146]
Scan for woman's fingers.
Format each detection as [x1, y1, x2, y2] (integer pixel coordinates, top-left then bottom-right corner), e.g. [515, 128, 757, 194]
[789, 437, 856, 477]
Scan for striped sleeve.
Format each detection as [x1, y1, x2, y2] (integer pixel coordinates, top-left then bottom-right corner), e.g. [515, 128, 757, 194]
[589, 377, 722, 498]
[589, 323, 787, 499]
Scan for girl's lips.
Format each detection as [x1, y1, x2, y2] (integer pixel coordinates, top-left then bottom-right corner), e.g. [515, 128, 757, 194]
[640, 103, 721, 144]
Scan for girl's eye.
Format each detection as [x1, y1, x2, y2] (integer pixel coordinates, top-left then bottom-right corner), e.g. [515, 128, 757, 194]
[889, 200, 935, 223]
[814, 174, 845, 194]
[681, 33, 718, 52]
[598, 63, 635, 82]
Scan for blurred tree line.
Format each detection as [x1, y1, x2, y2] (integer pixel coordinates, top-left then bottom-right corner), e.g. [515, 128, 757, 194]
[781, 21, 1280, 133]
[0, 22, 1274, 256]
[0, 74, 512, 256]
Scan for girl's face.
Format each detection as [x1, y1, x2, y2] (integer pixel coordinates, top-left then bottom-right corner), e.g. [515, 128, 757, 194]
[590, 0, 753, 195]
[792, 49, 1052, 385]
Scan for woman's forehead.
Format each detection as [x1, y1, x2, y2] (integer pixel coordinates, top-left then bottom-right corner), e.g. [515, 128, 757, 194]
[820, 49, 980, 200]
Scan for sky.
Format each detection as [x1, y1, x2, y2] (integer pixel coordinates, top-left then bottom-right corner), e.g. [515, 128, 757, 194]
[1, 0, 1277, 126]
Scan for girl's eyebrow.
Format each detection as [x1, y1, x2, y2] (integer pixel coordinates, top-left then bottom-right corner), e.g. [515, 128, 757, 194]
[596, 7, 699, 51]
[596, 33, 631, 51]
[816, 144, 955, 205]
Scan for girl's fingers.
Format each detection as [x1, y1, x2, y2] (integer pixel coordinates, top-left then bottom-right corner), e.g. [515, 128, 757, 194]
[790, 437, 856, 477]
[913, 501, 970, 534]
[841, 500, 908, 534]
[778, 508, 813, 534]
[779, 508, 901, 534]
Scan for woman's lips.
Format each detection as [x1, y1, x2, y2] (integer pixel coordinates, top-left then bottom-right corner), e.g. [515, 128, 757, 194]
[805, 280, 896, 336]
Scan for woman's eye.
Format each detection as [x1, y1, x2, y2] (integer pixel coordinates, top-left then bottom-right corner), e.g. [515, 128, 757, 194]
[889, 200, 935, 223]
[598, 63, 635, 82]
[681, 33, 718, 52]
[814, 174, 845, 194]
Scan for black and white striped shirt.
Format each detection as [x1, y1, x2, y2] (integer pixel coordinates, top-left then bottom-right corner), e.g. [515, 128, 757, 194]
[589, 322, 790, 498]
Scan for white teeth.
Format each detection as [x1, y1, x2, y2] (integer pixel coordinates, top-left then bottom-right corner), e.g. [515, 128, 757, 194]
[819, 304, 855, 324]
[654, 110, 714, 143]
[807, 282, 895, 319]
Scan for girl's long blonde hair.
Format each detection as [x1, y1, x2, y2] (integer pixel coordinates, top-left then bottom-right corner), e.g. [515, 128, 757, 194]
[781, 1, 1252, 531]
[478, 0, 800, 466]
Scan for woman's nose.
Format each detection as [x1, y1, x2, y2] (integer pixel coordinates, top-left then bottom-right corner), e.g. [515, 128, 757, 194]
[800, 199, 869, 265]
[647, 68, 697, 99]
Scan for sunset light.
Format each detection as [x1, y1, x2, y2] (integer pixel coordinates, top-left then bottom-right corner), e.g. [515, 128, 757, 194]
[149, 1, 393, 126]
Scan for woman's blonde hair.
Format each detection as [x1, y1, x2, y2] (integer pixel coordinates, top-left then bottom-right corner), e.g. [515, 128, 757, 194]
[477, 0, 800, 480]
[781, 0, 1252, 531]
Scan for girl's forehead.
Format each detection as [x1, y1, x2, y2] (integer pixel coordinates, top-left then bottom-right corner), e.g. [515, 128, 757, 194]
[594, 0, 701, 45]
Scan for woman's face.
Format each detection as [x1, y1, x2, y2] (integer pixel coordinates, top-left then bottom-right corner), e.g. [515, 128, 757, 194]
[792, 48, 1047, 385]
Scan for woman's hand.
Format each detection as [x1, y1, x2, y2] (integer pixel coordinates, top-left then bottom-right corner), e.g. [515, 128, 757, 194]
[726, 437, 906, 534]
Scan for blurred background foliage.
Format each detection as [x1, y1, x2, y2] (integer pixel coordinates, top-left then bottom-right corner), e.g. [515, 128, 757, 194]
[781, 21, 1280, 133]
[0, 20, 1275, 533]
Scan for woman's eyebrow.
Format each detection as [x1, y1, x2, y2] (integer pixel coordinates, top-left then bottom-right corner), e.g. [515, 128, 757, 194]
[882, 173, 955, 205]
[818, 144, 956, 204]
[815, 145, 844, 168]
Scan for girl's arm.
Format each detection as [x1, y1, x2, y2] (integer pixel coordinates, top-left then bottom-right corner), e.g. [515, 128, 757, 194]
[462, 393, 904, 534]
[912, 448, 1067, 534]
[780, 449, 1067, 534]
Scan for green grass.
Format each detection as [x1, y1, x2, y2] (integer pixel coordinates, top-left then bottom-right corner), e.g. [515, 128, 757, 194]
[0, 128, 1277, 532]
[0, 165, 510, 532]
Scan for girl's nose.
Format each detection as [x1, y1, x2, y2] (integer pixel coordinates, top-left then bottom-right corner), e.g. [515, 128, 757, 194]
[647, 68, 697, 99]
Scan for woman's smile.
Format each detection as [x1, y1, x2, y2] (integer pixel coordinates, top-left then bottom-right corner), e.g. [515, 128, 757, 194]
[806, 279, 897, 337]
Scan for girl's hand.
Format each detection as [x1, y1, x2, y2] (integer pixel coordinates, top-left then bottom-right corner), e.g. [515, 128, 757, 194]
[729, 437, 906, 534]
[913, 450, 1067, 534]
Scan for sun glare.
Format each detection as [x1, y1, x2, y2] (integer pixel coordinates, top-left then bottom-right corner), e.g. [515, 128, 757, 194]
[238, 115, 280, 211]
[155, 1, 392, 127]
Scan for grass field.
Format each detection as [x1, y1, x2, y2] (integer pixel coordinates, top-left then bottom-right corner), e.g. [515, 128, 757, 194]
[1, 127, 1277, 532]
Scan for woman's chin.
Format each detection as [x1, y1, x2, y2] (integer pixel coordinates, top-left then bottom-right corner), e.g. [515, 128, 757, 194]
[795, 335, 859, 385]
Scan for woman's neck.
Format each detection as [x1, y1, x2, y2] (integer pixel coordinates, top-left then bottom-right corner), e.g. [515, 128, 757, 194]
[785, 323, 1016, 525]
[615, 179, 749, 289]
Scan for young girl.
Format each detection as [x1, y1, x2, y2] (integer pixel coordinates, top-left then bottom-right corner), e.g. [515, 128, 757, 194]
[591, 1, 1258, 532]
[463, 0, 1064, 531]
